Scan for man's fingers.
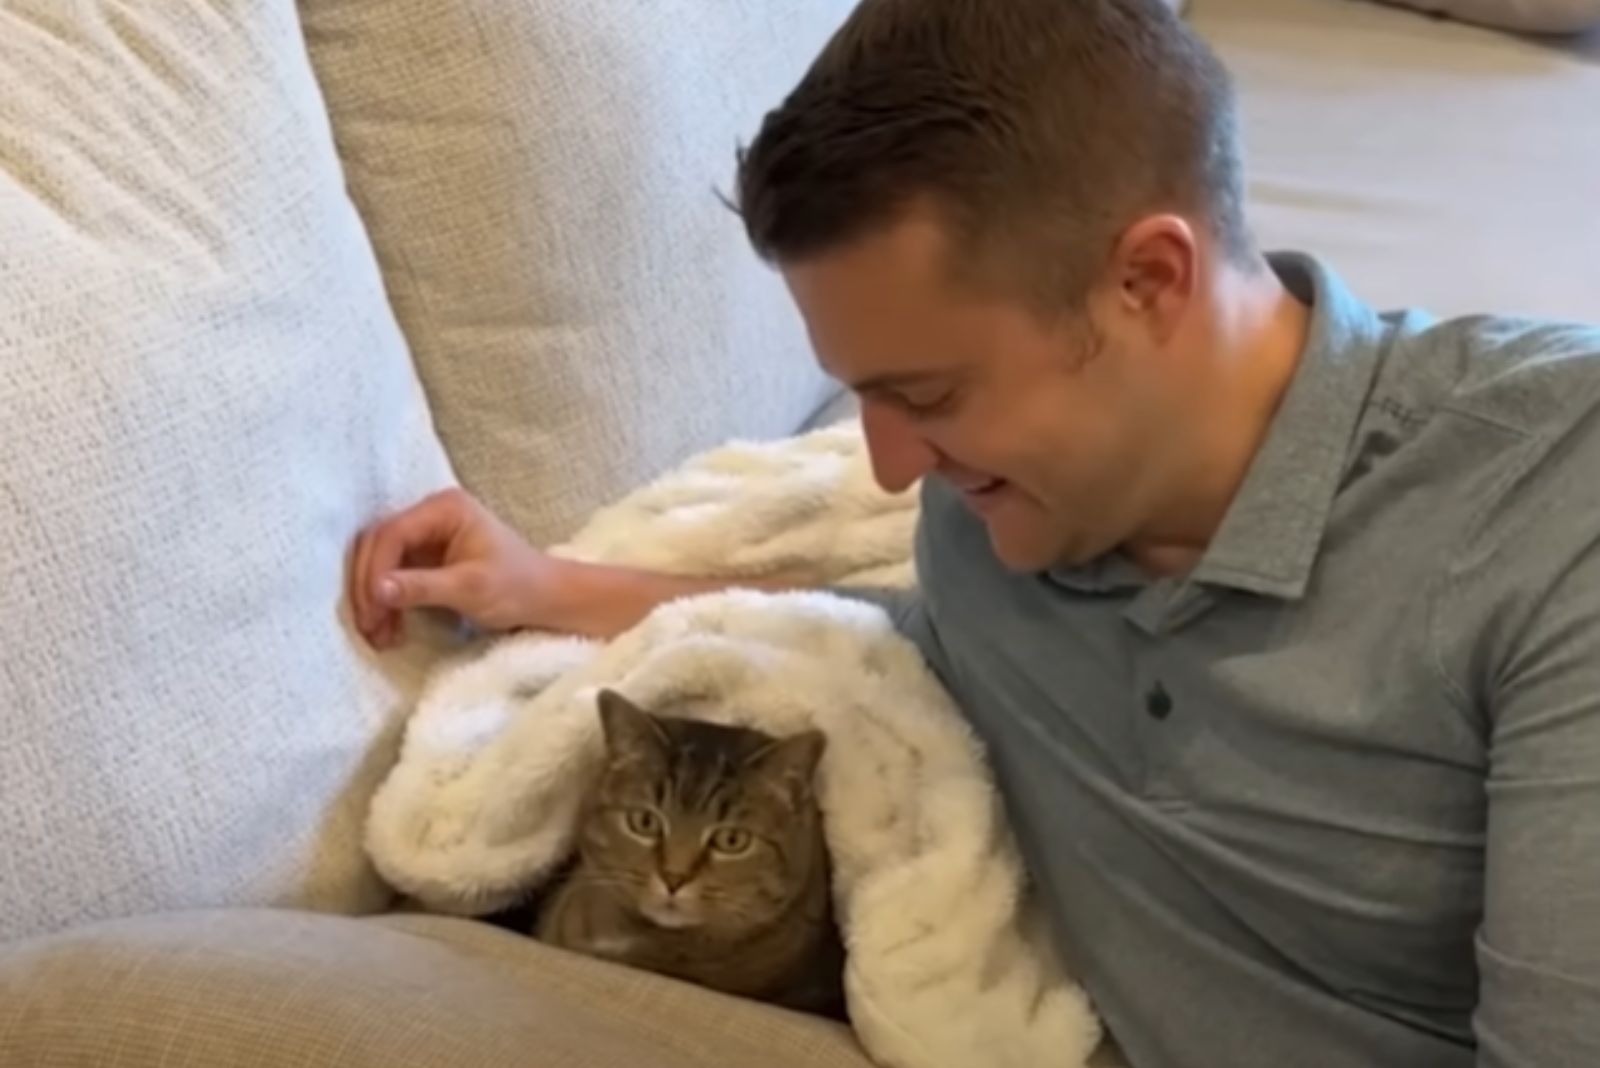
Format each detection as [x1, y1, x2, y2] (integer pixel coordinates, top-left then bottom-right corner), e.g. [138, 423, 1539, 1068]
[363, 491, 466, 617]
[371, 610, 402, 651]
[351, 527, 377, 634]
[382, 567, 466, 612]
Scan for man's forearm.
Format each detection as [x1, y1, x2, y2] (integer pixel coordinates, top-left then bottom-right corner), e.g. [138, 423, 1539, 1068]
[543, 558, 807, 639]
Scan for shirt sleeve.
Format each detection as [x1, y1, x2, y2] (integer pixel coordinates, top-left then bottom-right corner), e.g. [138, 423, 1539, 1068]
[1473, 542, 1600, 1067]
[825, 584, 918, 626]
[825, 585, 950, 680]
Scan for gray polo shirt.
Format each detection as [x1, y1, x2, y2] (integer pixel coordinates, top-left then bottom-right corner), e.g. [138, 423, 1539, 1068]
[879, 253, 1600, 1068]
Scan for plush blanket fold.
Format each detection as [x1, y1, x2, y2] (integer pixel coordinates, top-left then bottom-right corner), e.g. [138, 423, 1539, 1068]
[366, 424, 1101, 1068]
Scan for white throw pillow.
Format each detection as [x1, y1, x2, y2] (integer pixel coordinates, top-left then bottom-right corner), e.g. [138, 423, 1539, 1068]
[0, 0, 455, 940]
[300, 1, 859, 546]
[1375, 0, 1600, 32]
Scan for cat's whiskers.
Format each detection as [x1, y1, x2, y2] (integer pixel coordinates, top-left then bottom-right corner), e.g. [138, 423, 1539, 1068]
[567, 871, 646, 903]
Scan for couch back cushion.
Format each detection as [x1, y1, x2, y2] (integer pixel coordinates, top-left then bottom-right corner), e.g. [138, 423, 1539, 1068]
[300, 1, 856, 545]
[0, 0, 455, 940]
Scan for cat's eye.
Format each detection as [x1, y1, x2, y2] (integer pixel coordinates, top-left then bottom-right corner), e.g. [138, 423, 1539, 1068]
[623, 808, 663, 840]
[708, 826, 753, 857]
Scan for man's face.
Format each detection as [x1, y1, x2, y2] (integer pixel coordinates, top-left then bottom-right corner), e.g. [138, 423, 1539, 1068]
[784, 216, 1183, 572]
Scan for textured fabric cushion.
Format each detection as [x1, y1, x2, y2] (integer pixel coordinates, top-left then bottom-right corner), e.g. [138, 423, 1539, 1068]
[1372, 0, 1600, 33]
[0, 909, 878, 1068]
[801, 388, 863, 431]
[299, 2, 856, 547]
[1194, 0, 1600, 322]
[0, 1, 455, 941]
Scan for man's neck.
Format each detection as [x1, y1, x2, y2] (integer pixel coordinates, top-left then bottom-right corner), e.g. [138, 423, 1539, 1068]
[1127, 256, 1311, 578]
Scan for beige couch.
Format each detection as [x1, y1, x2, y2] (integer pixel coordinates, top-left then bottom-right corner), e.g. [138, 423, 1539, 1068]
[1, 1, 1595, 1065]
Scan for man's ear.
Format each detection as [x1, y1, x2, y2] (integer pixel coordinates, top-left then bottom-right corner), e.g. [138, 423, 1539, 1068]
[1106, 213, 1198, 342]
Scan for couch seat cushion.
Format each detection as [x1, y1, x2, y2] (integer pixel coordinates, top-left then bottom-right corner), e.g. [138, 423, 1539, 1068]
[0, 909, 877, 1068]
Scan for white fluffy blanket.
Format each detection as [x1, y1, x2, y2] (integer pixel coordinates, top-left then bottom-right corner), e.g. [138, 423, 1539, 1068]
[365, 424, 1102, 1068]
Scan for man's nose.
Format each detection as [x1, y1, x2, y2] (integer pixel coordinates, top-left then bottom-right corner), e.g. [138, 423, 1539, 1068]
[860, 399, 938, 494]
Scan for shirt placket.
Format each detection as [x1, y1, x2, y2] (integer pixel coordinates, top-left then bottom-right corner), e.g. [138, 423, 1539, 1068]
[1123, 578, 1217, 802]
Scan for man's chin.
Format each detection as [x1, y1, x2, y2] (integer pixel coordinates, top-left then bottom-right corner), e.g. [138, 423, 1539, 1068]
[982, 519, 1064, 574]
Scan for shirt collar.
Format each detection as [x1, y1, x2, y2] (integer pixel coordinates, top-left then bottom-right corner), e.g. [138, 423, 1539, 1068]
[1049, 251, 1388, 601]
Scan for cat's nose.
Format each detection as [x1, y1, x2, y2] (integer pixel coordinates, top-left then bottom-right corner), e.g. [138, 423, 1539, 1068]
[660, 871, 691, 894]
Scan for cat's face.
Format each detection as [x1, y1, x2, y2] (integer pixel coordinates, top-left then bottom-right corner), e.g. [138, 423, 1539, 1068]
[575, 689, 829, 935]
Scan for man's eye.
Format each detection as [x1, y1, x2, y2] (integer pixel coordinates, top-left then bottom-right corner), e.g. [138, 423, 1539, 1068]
[898, 390, 955, 415]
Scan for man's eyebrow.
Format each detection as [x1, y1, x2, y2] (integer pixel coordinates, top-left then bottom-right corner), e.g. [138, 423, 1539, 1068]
[849, 370, 955, 394]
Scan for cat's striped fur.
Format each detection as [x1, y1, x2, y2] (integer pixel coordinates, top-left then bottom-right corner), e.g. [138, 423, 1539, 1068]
[536, 689, 845, 1017]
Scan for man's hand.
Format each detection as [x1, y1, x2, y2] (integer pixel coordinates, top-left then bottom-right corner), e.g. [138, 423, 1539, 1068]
[350, 488, 801, 649]
[349, 488, 563, 649]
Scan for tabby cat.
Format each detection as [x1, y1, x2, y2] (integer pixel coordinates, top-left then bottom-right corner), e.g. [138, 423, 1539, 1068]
[536, 688, 845, 1018]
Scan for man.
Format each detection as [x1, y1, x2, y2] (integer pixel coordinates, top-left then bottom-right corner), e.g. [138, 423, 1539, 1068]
[348, 1, 1600, 1065]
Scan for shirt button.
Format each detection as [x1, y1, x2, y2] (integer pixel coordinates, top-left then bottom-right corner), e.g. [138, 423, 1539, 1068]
[1145, 682, 1174, 720]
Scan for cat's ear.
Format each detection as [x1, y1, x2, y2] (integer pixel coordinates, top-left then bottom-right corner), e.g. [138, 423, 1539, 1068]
[748, 728, 827, 802]
[596, 688, 667, 764]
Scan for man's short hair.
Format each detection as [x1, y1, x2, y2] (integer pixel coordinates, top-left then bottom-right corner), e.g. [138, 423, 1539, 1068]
[734, 0, 1253, 312]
